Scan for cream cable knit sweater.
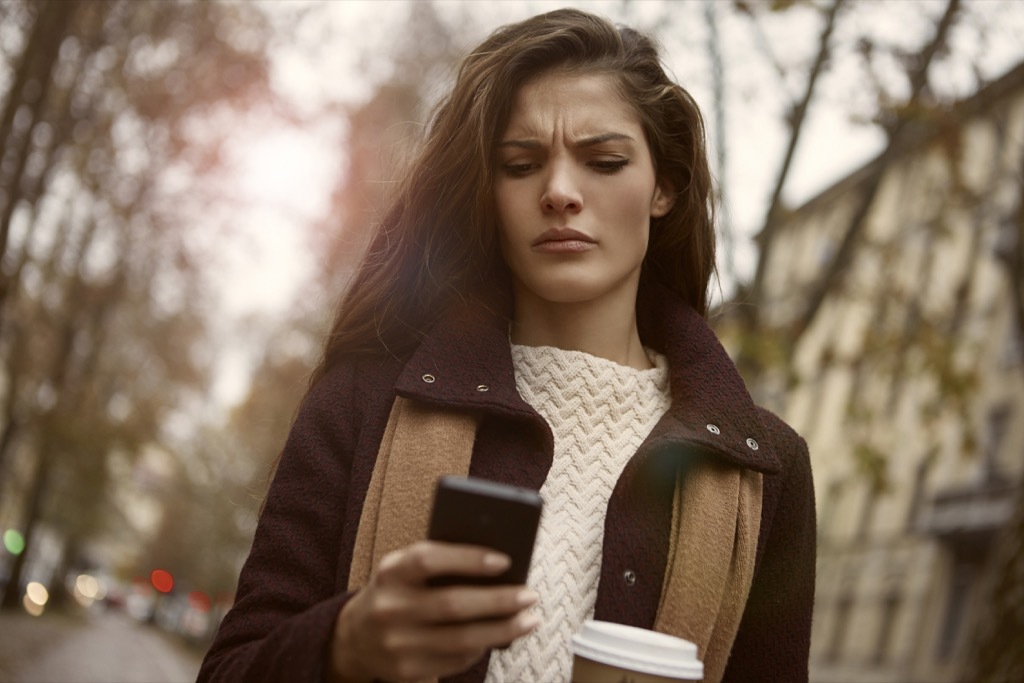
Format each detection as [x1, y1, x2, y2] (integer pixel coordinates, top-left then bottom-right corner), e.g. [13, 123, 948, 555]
[484, 344, 672, 682]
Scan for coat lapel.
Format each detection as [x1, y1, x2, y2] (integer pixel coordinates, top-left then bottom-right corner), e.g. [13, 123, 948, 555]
[396, 286, 781, 474]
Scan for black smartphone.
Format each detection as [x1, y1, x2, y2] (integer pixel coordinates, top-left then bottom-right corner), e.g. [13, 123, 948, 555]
[427, 475, 543, 587]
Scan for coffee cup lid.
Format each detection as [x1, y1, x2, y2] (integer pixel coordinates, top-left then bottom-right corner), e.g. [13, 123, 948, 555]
[571, 620, 704, 680]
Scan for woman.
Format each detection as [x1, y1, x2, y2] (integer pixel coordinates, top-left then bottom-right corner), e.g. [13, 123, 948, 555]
[199, 9, 815, 683]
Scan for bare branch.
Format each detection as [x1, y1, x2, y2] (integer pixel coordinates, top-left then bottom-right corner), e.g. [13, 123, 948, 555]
[748, 0, 845, 312]
[792, 0, 963, 340]
[705, 0, 736, 284]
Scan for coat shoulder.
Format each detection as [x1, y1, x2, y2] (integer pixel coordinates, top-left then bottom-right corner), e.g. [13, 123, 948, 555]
[753, 405, 814, 522]
[755, 405, 809, 471]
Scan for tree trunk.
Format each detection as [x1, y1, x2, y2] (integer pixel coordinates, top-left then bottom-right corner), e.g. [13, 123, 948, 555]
[747, 0, 845, 309]
[734, 0, 845, 383]
[45, 535, 79, 612]
[704, 0, 735, 282]
[0, 2, 60, 161]
[0, 27, 89, 315]
[0, 386, 22, 484]
[0, 445, 53, 609]
[0, 1, 75, 265]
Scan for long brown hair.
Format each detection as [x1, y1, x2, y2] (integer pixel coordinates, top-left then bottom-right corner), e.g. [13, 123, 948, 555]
[310, 8, 716, 387]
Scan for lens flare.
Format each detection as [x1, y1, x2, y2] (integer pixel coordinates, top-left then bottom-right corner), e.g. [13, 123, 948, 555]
[189, 590, 212, 612]
[23, 594, 44, 616]
[76, 574, 100, 599]
[74, 574, 104, 607]
[25, 582, 49, 606]
[150, 569, 174, 593]
[3, 529, 25, 555]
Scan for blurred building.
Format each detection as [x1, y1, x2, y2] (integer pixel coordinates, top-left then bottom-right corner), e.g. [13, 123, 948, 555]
[751, 62, 1024, 683]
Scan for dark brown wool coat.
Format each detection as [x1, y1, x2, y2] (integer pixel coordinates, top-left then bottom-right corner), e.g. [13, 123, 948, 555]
[198, 285, 816, 683]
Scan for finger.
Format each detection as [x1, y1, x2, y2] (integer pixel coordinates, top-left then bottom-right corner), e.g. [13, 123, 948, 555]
[402, 609, 542, 657]
[359, 584, 537, 636]
[377, 541, 510, 586]
[412, 585, 539, 624]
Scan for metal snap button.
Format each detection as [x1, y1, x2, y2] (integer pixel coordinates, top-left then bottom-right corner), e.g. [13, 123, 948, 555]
[476, 384, 489, 392]
[623, 569, 637, 586]
[746, 438, 759, 451]
[421, 374, 436, 383]
[706, 424, 720, 435]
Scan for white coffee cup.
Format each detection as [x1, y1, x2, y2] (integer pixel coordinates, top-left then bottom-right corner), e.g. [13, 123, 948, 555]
[571, 620, 704, 682]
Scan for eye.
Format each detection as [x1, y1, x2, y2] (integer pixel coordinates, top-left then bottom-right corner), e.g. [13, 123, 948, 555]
[501, 162, 538, 177]
[590, 158, 629, 174]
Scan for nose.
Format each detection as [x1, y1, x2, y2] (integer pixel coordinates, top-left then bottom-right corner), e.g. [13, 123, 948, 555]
[541, 160, 582, 214]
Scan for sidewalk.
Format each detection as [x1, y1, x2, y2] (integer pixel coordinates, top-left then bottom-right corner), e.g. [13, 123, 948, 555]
[0, 607, 203, 683]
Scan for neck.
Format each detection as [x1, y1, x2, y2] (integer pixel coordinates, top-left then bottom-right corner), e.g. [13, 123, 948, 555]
[510, 287, 651, 370]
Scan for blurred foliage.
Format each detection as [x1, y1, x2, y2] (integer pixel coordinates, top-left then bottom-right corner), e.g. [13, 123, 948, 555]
[0, 0, 274, 608]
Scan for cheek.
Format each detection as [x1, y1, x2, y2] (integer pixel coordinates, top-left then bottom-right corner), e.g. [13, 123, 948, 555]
[611, 177, 658, 226]
[494, 184, 533, 240]
[492, 189, 518, 264]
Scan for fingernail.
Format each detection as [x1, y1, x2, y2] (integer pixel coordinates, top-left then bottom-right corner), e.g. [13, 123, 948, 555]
[484, 552, 511, 570]
[516, 589, 539, 607]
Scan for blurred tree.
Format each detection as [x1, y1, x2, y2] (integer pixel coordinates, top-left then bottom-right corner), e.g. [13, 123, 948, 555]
[0, 0, 275, 609]
[136, 331, 315, 599]
[730, 0, 963, 375]
[717, 2, 1024, 676]
[312, 0, 468, 293]
[165, 0, 478, 598]
[720, 1, 1024, 678]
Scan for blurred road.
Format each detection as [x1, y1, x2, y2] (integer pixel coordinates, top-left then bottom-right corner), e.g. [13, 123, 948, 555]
[0, 609, 202, 683]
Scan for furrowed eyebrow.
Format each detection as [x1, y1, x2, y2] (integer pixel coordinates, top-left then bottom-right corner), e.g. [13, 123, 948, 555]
[497, 139, 542, 150]
[574, 132, 634, 148]
[497, 132, 635, 150]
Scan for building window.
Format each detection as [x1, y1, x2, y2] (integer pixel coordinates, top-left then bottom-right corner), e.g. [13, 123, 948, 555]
[1003, 317, 1023, 368]
[995, 213, 1022, 368]
[982, 404, 1011, 482]
[873, 591, 902, 666]
[937, 560, 975, 661]
[804, 371, 828, 443]
[857, 481, 881, 541]
[886, 301, 921, 414]
[992, 212, 1018, 263]
[906, 452, 935, 531]
[819, 480, 843, 542]
[847, 357, 867, 417]
[827, 594, 854, 663]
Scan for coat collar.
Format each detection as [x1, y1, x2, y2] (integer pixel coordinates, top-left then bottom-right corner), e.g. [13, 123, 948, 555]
[394, 286, 781, 474]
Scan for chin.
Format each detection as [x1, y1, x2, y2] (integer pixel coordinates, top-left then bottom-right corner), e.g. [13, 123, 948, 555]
[521, 280, 624, 307]
[513, 267, 641, 309]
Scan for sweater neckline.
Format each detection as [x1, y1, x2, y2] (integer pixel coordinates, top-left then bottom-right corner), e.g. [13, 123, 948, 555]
[510, 343, 669, 377]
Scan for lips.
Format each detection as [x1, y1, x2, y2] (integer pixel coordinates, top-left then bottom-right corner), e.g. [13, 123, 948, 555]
[532, 228, 598, 254]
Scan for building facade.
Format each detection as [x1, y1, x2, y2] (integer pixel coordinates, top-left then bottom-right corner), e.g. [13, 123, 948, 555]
[752, 63, 1024, 682]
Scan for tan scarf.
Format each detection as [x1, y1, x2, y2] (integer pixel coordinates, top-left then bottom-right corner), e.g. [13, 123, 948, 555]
[349, 396, 762, 683]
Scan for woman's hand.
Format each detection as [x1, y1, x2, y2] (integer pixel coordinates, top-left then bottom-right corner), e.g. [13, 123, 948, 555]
[328, 541, 540, 683]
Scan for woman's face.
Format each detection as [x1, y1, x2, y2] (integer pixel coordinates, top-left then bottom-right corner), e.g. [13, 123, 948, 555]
[494, 71, 673, 312]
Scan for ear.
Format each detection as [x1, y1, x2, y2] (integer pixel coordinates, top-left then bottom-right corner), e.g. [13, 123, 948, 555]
[650, 179, 675, 218]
